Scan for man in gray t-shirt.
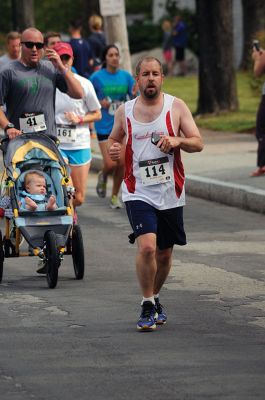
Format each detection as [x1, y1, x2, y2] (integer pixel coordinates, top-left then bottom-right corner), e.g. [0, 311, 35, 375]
[0, 27, 83, 140]
[0, 60, 67, 138]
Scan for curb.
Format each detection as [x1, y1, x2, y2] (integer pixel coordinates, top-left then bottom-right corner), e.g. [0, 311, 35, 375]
[186, 175, 265, 214]
[91, 156, 265, 215]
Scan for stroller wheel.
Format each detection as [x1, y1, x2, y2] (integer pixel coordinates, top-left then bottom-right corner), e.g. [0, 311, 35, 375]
[72, 224, 85, 280]
[0, 230, 4, 283]
[44, 230, 60, 289]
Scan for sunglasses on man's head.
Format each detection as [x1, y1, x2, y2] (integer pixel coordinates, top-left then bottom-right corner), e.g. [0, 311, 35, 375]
[21, 41, 44, 49]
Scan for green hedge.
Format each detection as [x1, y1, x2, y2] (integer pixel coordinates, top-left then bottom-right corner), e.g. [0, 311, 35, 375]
[128, 22, 163, 54]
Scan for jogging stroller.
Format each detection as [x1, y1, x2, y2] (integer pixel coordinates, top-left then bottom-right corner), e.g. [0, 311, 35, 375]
[0, 132, 85, 288]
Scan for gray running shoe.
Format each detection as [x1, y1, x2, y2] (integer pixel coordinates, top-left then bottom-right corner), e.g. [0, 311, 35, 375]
[96, 171, 107, 198]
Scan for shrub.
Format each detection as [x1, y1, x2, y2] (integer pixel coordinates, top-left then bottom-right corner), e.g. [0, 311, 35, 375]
[128, 21, 163, 54]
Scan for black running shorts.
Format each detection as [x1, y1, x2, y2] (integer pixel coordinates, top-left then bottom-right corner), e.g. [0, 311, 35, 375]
[125, 200, 187, 250]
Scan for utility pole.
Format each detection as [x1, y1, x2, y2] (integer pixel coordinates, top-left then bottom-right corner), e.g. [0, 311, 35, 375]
[99, 0, 132, 73]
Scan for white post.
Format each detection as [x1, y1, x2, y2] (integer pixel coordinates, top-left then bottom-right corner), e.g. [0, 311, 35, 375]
[99, 0, 132, 73]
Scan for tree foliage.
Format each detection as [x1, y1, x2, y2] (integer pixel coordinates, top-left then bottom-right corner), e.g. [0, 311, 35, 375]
[0, 0, 86, 34]
[0, 0, 12, 33]
[35, 0, 83, 33]
[125, 0, 152, 14]
[128, 23, 162, 54]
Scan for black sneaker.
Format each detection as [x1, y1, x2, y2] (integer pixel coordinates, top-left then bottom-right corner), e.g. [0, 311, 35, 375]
[155, 298, 167, 325]
[137, 301, 157, 332]
[36, 265, 47, 274]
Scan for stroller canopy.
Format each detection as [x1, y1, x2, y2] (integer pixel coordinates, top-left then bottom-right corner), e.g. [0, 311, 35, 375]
[1, 132, 67, 180]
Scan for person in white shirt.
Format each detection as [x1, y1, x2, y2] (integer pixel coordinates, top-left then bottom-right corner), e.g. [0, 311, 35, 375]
[54, 42, 101, 212]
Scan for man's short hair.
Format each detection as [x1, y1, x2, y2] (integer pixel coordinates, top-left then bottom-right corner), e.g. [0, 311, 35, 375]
[135, 57, 163, 76]
[69, 19, 83, 30]
[6, 31, 21, 43]
[44, 31, 61, 46]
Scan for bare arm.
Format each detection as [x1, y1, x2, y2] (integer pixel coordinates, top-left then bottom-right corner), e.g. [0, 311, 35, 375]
[45, 49, 84, 99]
[107, 105, 126, 161]
[0, 107, 21, 139]
[63, 70, 84, 99]
[157, 98, 203, 154]
[252, 48, 265, 78]
[64, 109, 102, 125]
[0, 107, 9, 130]
[100, 98, 111, 109]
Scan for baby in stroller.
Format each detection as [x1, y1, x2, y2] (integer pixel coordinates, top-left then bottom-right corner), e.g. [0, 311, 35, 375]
[20, 171, 57, 212]
[0, 132, 85, 288]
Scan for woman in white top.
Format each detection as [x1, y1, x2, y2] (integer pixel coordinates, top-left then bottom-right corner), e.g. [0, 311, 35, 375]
[54, 42, 101, 210]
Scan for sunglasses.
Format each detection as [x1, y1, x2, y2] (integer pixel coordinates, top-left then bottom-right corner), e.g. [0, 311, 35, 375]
[21, 41, 44, 49]
[60, 54, 71, 62]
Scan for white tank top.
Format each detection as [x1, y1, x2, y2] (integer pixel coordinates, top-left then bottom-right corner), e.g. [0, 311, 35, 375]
[122, 93, 185, 210]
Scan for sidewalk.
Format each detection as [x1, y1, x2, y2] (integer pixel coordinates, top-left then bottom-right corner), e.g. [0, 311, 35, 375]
[91, 129, 265, 214]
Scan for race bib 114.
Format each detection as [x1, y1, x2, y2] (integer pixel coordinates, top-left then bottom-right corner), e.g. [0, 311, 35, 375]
[139, 156, 172, 186]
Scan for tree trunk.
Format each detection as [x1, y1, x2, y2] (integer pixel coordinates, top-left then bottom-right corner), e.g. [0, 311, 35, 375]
[196, 0, 238, 114]
[241, 0, 265, 70]
[12, 0, 35, 31]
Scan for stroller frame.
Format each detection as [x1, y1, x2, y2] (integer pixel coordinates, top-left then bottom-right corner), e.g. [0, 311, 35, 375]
[0, 132, 85, 288]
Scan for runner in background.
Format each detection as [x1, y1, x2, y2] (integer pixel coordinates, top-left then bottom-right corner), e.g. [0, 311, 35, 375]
[54, 42, 101, 213]
[0, 31, 21, 69]
[87, 15, 106, 71]
[90, 44, 136, 209]
[44, 31, 62, 50]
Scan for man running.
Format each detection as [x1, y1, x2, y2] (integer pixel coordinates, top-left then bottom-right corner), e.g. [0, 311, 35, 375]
[108, 56, 203, 331]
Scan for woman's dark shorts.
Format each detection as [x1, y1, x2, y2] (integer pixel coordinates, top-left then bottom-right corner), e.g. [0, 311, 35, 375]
[97, 133, 110, 142]
[125, 200, 187, 250]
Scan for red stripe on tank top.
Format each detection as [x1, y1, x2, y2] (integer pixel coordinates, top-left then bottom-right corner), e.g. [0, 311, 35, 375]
[166, 110, 185, 198]
[124, 117, 136, 193]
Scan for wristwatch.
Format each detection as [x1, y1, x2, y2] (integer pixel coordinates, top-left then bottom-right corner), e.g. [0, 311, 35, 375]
[4, 122, 15, 132]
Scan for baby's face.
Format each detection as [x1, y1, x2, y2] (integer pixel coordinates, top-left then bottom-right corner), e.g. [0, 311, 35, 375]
[26, 176, 47, 195]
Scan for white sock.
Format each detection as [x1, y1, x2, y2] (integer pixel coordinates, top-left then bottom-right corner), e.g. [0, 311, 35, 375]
[154, 293, 159, 299]
[141, 296, 155, 305]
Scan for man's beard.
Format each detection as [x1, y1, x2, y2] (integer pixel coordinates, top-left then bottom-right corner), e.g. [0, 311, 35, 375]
[143, 86, 159, 99]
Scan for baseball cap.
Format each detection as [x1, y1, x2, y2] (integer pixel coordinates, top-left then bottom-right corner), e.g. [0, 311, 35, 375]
[53, 42, 73, 57]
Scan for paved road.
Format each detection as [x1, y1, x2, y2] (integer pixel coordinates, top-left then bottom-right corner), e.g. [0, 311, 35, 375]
[1, 173, 265, 399]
